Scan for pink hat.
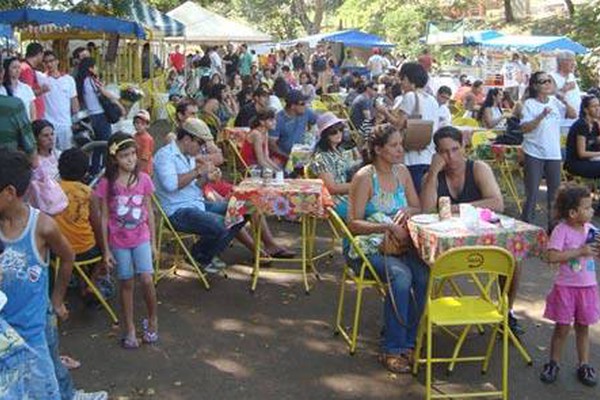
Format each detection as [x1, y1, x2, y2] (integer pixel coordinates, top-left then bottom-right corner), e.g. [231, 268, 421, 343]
[317, 112, 345, 136]
[134, 110, 151, 123]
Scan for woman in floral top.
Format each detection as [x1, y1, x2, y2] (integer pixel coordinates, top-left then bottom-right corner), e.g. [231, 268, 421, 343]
[309, 112, 359, 218]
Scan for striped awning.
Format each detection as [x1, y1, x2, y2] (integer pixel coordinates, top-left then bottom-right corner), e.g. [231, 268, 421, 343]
[129, 0, 185, 38]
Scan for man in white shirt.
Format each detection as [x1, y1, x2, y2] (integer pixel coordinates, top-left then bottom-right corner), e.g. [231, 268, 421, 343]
[436, 86, 452, 127]
[551, 50, 582, 112]
[366, 48, 389, 81]
[41, 50, 79, 150]
[501, 53, 522, 100]
[208, 47, 224, 78]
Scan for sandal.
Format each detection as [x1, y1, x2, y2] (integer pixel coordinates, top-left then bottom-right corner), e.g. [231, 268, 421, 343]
[378, 353, 412, 374]
[121, 336, 140, 349]
[540, 360, 559, 384]
[577, 364, 598, 387]
[142, 319, 159, 344]
[59, 355, 81, 370]
[269, 248, 296, 259]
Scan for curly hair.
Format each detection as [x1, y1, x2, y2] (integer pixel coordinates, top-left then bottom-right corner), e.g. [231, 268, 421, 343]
[553, 183, 591, 221]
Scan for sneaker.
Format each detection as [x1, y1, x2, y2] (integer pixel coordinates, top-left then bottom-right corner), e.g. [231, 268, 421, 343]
[211, 256, 227, 270]
[72, 389, 108, 400]
[540, 360, 560, 384]
[577, 364, 598, 387]
[508, 314, 525, 336]
[203, 258, 227, 274]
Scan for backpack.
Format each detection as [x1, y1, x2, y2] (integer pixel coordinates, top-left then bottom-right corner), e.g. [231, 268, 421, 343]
[312, 55, 327, 73]
[292, 53, 305, 70]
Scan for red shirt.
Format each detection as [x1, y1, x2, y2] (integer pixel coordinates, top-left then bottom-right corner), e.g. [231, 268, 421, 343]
[169, 52, 185, 73]
[135, 131, 155, 175]
[19, 61, 45, 119]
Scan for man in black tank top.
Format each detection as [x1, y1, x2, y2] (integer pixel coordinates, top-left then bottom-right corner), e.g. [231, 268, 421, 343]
[420, 126, 503, 213]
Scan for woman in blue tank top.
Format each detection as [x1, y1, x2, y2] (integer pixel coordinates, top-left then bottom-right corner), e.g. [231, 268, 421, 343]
[346, 124, 429, 373]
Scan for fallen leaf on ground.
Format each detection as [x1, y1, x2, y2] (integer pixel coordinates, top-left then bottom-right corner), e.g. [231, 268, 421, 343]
[173, 381, 182, 386]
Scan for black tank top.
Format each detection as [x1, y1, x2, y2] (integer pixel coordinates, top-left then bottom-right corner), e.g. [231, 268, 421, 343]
[437, 160, 482, 204]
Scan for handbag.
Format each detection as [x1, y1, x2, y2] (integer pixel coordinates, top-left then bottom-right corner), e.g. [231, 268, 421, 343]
[379, 211, 412, 256]
[93, 80, 123, 124]
[403, 91, 434, 152]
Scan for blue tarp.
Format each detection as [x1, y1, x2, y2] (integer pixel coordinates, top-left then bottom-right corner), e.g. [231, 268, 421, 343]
[0, 8, 145, 38]
[480, 35, 588, 54]
[129, 0, 185, 37]
[283, 29, 395, 49]
[0, 24, 12, 37]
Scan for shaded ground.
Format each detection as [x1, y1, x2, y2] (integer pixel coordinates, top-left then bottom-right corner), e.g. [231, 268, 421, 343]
[60, 212, 600, 399]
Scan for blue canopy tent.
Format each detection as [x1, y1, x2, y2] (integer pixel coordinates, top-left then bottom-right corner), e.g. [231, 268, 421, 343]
[463, 30, 504, 45]
[282, 29, 395, 49]
[480, 35, 588, 55]
[128, 0, 185, 38]
[0, 8, 145, 39]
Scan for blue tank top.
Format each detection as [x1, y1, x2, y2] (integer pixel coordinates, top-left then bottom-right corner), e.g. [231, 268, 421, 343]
[365, 165, 408, 217]
[0, 207, 49, 346]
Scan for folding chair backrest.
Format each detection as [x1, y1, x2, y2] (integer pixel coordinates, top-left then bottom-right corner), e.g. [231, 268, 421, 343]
[431, 246, 515, 300]
[471, 130, 496, 149]
[452, 116, 480, 128]
[328, 208, 382, 284]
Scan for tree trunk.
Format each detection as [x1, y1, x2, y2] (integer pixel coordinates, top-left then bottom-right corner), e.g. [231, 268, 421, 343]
[504, 0, 514, 23]
[564, 0, 575, 17]
[292, 0, 325, 35]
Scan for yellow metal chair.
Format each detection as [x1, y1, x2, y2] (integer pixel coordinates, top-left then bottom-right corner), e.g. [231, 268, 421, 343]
[152, 195, 210, 290]
[225, 138, 250, 184]
[328, 208, 386, 354]
[452, 116, 480, 128]
[54, 256, 119, 325]
[413, 246, 514, 400]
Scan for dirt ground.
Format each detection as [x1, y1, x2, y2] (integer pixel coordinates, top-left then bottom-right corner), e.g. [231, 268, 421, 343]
[60, 214, 600, 400]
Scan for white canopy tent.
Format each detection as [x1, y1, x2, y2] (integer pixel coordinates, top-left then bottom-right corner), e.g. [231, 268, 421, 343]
[166, 1, 271, 44]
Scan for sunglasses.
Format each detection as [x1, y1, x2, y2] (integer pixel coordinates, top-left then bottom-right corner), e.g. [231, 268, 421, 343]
[536, 79, 552, 85]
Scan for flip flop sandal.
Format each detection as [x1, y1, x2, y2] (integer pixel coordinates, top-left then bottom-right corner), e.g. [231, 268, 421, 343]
[121, 336, 140, 349]
[59, 355, 81, 370]
[270, 249, 296, 259]
[378, 353, 412, 374]
[142, 319, 159, 344]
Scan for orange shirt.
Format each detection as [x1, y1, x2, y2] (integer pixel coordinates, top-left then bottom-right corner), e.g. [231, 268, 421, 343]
[54, 180, 96, 254]
[135, 131, 155, 175]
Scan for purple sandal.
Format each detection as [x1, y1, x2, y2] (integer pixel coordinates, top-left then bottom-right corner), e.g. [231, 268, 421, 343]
[142, 319, 159, 344]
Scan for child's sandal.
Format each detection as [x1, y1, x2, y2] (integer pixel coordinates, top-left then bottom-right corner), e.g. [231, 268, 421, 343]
[121, 336, 140, 349]
[142, 318, 159, 344]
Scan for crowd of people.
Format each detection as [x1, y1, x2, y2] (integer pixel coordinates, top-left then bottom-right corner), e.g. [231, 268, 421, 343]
[0, 37, 599, 399]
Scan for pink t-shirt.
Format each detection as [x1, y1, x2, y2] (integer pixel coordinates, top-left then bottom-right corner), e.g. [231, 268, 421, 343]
[94, 172, 154, 249]
[548, 221, 597, 287]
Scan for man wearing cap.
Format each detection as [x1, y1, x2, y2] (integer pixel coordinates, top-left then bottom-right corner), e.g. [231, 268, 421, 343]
[269, 89, 317, 162]
[234, 86, 270, 127]
[133, 110, 154, 175]
[0, 55, 35, 155]
[42, 50, 80, 151]
[153, 120, 246, 271]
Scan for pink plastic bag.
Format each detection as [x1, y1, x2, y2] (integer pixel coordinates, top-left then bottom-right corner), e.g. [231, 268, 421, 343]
[27, 168, 68, 216]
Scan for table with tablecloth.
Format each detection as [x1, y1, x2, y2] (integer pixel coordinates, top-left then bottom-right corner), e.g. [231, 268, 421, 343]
[225, 178, 333, 292]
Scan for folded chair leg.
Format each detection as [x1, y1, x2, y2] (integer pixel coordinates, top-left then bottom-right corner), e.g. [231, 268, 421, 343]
[335, 269, 348, 336]
[482, 325, 499, 373]
[447, 324, 471, 374]
[75, 265, 119, 325]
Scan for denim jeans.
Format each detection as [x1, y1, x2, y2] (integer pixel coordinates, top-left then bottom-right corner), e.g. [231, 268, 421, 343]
[46, 311, 75, 400]
[351, 251, 429, 355]
[169, 202, 246, 265]
[26, 339, 61, 399]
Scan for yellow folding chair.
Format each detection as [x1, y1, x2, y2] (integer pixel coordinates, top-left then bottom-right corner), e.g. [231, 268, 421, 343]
[328, 208, 386, 355]
[225, 138, 250, 184]
[413, 246, 514, 400]
[54, 256, 119, 325]
[152, 195, 210, 290]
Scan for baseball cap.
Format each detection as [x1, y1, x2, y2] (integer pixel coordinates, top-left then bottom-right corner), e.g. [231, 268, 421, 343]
[317, 112, 345, 136]
[134, 110, 151, 123]
[181, 118, 213, 143]
[286, 89, 308, 105]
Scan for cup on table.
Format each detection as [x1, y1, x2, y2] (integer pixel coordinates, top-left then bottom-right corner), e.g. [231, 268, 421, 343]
[459, 203, 479, 228]
[499, 216, 516, 229]
[249, 166, 261, 181]
[262, 167, 273, 185]
[275, 170, 284, 184]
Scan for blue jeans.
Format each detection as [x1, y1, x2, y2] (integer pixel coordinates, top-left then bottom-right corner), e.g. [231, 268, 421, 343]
[407, 164, 430, 195]
[46, 311, 75, 400]
[169, 202, 246, 265]
[352, 252, 429, 355]
[89, 112, 112, 175]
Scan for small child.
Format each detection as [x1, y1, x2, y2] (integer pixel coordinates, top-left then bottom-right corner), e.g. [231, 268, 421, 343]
[54, 148, 112, 301]
[540, 184, 600, 386]
[95, 133, 158, 349]
[133, 110, 155, 176]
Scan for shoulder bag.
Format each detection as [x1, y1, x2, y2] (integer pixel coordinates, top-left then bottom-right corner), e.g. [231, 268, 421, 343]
[403, 91, 434, 152]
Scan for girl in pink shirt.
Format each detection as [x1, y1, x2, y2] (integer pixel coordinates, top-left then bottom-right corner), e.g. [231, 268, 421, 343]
[541, 184, 600, 386]
[95, 133, 158, 349]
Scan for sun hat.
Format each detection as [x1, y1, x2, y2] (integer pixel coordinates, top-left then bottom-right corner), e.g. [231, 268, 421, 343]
[317, 112, 345, 136]
[181, 118, 214, 143]
[134, 109, 151, 123]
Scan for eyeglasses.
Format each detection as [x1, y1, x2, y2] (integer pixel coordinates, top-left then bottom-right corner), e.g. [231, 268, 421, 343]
[537, 79, 552, 85]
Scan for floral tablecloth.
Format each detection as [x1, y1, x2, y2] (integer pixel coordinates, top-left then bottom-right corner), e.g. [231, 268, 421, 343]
[474, 143, 522, 163]
[225, 178, 333, 227]
[408, 214, 547, 264]
[284, 144, 314, 174]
